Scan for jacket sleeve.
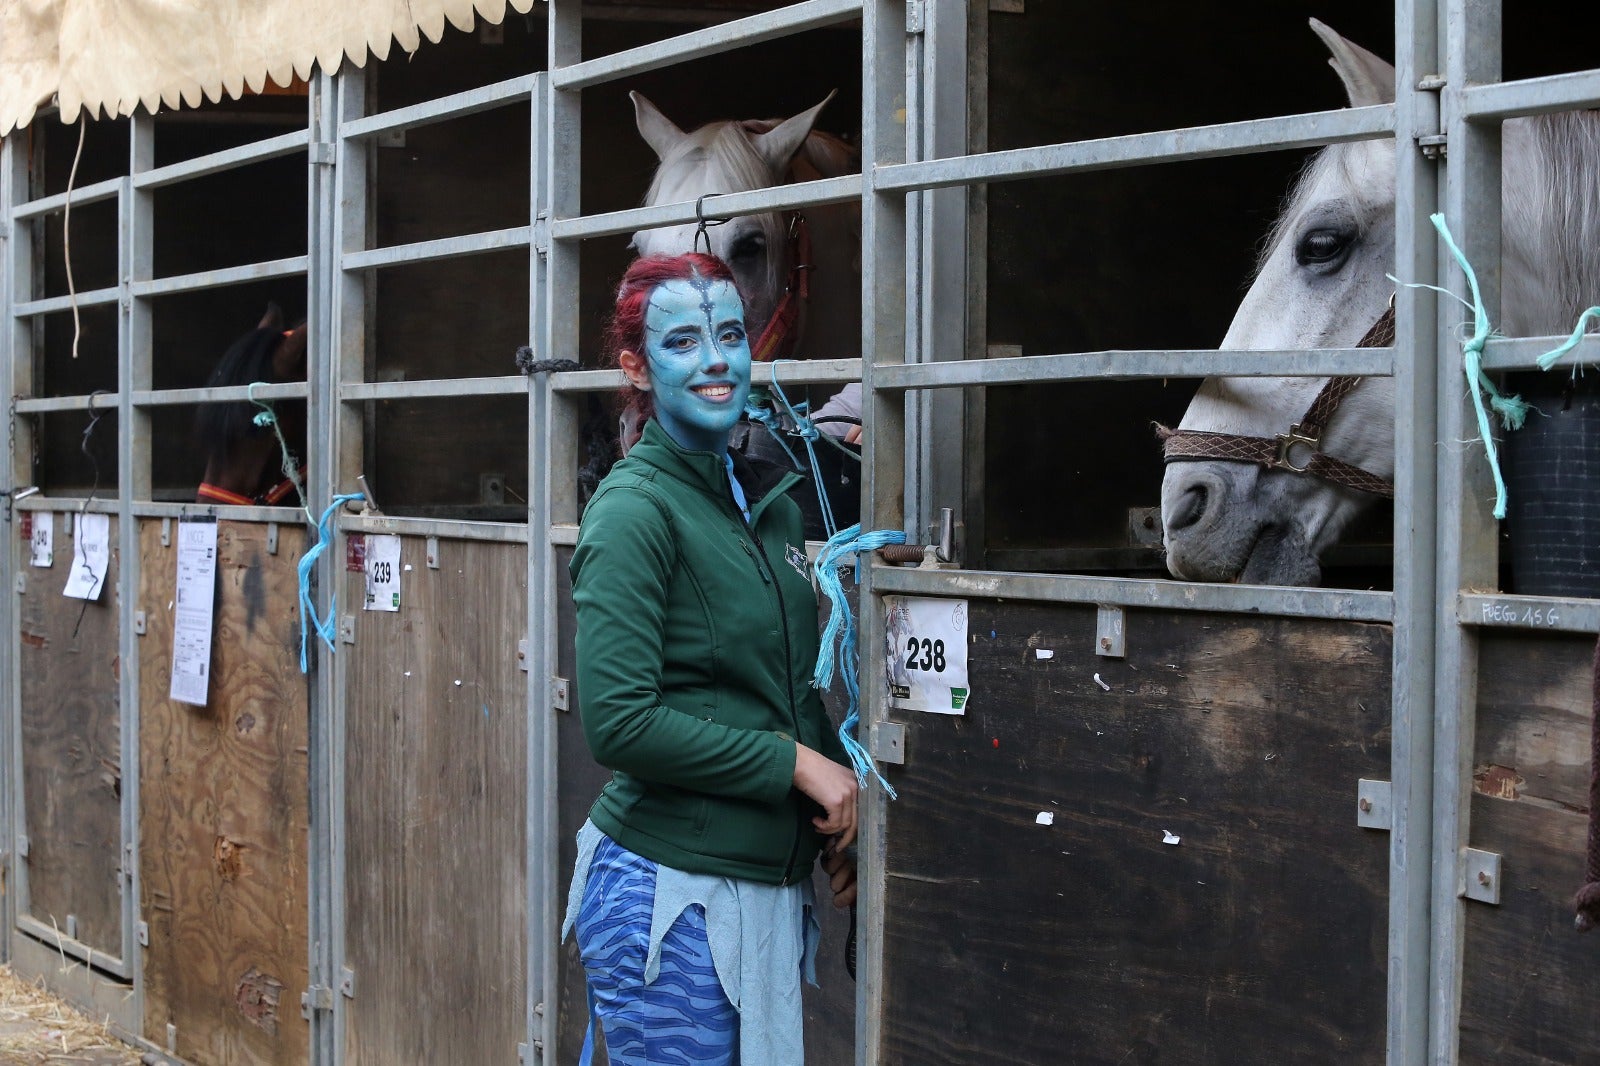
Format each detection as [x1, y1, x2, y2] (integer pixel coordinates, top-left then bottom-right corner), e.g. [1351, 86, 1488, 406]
[571, 486, 796, 805]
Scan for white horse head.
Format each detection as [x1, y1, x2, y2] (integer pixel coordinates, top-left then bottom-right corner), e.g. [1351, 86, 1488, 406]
[1160, 20, 1600, 585]
[629, 92, 862, 362]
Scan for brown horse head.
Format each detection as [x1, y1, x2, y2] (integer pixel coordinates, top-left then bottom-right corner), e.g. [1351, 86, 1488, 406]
[194, 303, 308, 505]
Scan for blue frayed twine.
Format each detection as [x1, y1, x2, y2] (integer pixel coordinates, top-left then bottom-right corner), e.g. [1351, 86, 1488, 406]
[1536, 306, 1600, 372]
[298, 492, 364, 672]
[746, 361, 861, 541]
[813, 523, 906, 797]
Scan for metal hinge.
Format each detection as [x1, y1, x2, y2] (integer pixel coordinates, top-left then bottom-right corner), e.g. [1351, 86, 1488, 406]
[1356, 778, 1391, 830]
[872, 721, 906, 765]
[1461, 847, 1502, 905]
[300, 985, 334, 1019]
[906, 0, 925, 34]
[1417, 133, 1448, 160]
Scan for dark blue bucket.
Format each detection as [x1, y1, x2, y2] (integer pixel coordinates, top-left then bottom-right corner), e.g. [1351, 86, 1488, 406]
[1505, 371, 1600, 597]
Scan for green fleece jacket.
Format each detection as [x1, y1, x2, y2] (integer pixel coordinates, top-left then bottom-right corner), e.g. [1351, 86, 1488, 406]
[570, 418, 851, 885]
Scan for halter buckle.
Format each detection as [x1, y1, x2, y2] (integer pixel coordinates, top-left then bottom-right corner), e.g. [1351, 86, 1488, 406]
[1272, 424, 1320, 474]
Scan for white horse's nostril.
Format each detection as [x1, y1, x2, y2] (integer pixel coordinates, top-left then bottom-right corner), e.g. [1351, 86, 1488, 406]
[1168, 483, 1208, 532]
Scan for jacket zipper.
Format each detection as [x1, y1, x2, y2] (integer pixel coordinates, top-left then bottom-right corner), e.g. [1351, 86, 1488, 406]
[728, 478, 806, 885]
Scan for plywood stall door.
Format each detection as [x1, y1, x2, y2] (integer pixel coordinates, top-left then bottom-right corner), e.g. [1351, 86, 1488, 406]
[139, 520, 311, 1065]
[18, 513, 124, 959]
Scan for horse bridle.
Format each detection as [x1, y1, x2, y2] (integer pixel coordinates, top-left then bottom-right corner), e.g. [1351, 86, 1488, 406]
[1157, 301, 1397, 499]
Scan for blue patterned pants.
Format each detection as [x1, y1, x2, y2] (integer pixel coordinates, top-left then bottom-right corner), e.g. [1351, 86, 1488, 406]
[575, 835, 739, 1066]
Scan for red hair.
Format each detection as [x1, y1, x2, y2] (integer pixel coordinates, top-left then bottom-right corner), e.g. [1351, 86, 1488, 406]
[605, 253, 742, 448]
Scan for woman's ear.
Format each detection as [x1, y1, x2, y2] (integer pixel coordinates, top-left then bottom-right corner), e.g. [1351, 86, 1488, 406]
[619, 350, 652, 391]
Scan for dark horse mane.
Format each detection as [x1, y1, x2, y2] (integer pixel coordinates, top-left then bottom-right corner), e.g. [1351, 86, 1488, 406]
[194, 317, 287, 465]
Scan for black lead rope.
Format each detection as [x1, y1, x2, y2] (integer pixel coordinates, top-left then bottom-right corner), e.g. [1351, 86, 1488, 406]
[694, 193, 730, 254]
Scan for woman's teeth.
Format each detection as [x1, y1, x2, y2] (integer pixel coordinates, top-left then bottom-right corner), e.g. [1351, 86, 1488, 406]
[695, 384, 733, 400]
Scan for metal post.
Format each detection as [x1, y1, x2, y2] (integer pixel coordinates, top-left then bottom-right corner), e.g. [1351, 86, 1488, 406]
[0, 132, 16, 967]
[532, 11, 584, 1061]
[857, 3, 909, 1064]
[1390, 2, 1442, 1064]
[306, 67, 341, 1066]
[1431, 2, 1503, 1062]
[121, 109, 155, 1023]
[328, 62, 370, 1066]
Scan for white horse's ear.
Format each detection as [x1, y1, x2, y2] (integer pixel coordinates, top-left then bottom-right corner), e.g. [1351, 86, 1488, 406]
[752, 90, 837, 172]
[631, 91, 687, 161]
[1310, 20, 1395, 107]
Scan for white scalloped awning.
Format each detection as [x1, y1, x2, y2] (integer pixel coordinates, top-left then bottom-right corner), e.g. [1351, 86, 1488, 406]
[0, 0, 539, 135]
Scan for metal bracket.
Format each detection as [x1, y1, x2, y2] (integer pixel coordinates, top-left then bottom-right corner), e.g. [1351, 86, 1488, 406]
[873, 721, 906, 765]
[266, 522, 279, 556]
[167, 1023, 177, 1053]
[518, 1043, 531, 1064]
[1095, 604, 1125, 658]
[17, 834, 28, 858]
[137, 921, 149, 946]
[339, 615, 356, 644]
[13, 573, 23, 594]
[1356, 778, 1392, 830]
[989, 0, 1025, 11]
[533, 211, 551, 257]
[133, 610, 147, 636]
[552, 677, 570, 713]
[906, 0, 925, 34]
[300, 985, 334, 1019]
[1417, 73, 1447, 92]
[1417, 133, 1448, 160]
[517, 638, 530, 672]
[1461, 848, 1502, 905]
[426, 536, 440, 569]
[161, 517, 172, 547]
[307, 141, 335, 166]
[340, 967, 356, 999]
[65, 914, 77, 939]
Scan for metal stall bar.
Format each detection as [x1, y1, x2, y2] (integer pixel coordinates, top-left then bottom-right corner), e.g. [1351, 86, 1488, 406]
[551, 0, 862, 90]
[0, 121, 15, 969]
[133, 382, 309, 405]
[876, 348, 1394, 388]
[1459, 68, 1600, 121]
[1429, 1, 1504, 1061]
[306, 69, 340, 1066]
[341, 72, 541, 140]
[13, 288, 121, 316]
[856, 2, 908, 1063]
[533, 9, 583, 1061]
[131, 128, 312, 190]
[550, 174, 862, 242]
[340, 376, 528, 400]
[131, 257, 309, 297]
[548, 358, 863, 393]
[341, 227, 531, 271]
[14, 394, 121, 414]
[328, 64, 369, 1066]
[1457, 593, 1600, 635]
[1482, 334, 1600, 372]
[876, 104, 1396, 191]
[10, 178, 122, 220]
[1389, 3, 1442, 1062]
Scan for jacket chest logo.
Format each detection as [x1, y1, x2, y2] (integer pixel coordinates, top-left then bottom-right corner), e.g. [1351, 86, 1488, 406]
[784, 544, 810, 581]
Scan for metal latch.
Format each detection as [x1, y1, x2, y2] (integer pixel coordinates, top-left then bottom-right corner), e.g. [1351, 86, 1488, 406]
[301, 985, 334, 1019]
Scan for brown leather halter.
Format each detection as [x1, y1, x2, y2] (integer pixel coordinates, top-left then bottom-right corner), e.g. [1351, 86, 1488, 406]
[1157, 304, 1397, 499]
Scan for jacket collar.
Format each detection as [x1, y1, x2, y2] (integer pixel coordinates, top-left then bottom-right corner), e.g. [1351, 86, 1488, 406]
[627, 418, 800, 523]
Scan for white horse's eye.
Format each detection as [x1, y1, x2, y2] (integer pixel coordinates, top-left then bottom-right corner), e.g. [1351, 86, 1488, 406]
[1294, 227, 1355, 271]
[730, 233, 767, 260]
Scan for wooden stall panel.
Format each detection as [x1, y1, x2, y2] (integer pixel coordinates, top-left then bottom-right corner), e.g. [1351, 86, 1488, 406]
[1459, 633, 1600, 1065]
[881, 605, 1392, 1066]
[17, 512, 123, 958]
[138, 520, 311, 1065]
[343, 535, 527, 1066]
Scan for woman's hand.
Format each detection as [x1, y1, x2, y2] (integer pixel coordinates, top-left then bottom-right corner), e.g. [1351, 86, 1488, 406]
[821, 847, 858, 908]
[793, 743, 859, 848]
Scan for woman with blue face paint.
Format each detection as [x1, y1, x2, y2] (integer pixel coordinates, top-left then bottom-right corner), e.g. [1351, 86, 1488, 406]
[564, 252, 861, 1065]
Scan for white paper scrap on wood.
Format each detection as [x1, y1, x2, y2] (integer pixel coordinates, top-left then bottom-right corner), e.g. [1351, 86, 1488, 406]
[170, 520, 219, 707]
[884, 595, 970, 714]
[363, 534, 402, 612]
[30, 513, 53, 567]
[62, 513, 110, 600]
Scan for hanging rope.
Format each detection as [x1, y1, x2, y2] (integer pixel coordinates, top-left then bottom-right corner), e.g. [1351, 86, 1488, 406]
[297, 492, 364, 673]
[813, 522, 906, 797]
[1535, 307, 1600, 373]
[246, 380, 310, 523]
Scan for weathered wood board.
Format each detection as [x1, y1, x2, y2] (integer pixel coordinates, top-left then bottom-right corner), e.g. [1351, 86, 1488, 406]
[552, 547, 858, 1065]
[342, 535, 528, 1065]
[1459, 632, 1600, 1064]
[138, 519, 311, 1065]
[881, 604, 1392, 1065]
[17, 511, 123, 958]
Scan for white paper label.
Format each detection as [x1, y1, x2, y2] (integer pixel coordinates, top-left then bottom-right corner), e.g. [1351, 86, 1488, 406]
[884, 595, 970, 714]
[363, 534, 402, 612]
[62, 513, 110, 600]
[169, 520, 218, 707]
[30, 513, 53, 568]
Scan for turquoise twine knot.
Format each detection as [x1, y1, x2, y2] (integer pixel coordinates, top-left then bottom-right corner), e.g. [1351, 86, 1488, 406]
[298, 492, 364, 672]
[246, 380, 309, 520]
[746, 362, 862, 541]
[1427, 213, 1531, 520]
[813, 523, 907, 797]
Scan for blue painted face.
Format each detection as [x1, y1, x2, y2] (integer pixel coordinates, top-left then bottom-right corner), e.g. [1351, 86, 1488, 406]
[641, 276, 752, 453]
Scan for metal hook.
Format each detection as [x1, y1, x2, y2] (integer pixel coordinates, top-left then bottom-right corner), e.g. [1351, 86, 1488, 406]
[694, 192, 729, 254]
